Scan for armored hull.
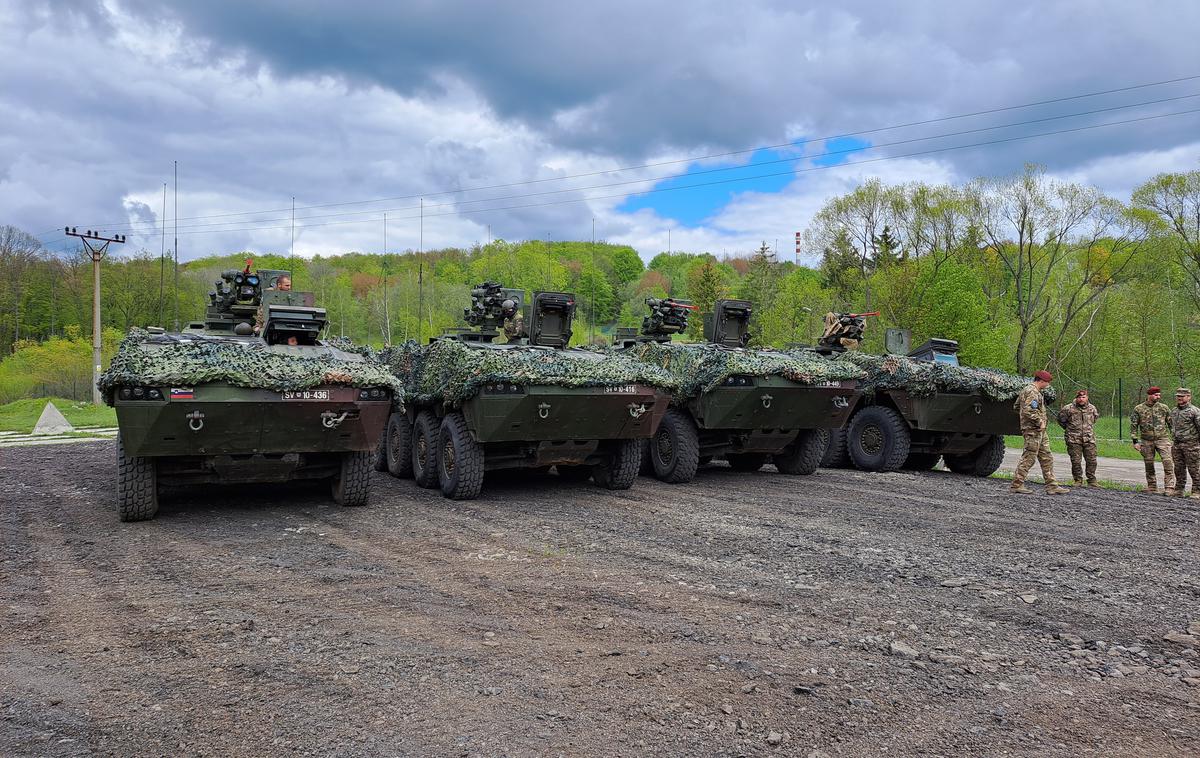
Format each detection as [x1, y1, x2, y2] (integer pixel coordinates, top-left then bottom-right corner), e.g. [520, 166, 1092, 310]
[116, 382, 390, 458]
[690, 377, 858, 433]
[463, 383, 667, 444]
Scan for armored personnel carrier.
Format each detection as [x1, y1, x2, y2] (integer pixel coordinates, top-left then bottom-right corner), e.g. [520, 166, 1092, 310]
[379, 282, 674, 500]
[101, 263, 397, 521]
[618, 298, 863, 483]
[816, 321, 1021, 476]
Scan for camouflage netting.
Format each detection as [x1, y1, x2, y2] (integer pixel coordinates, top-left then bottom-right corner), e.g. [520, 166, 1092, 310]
[98, 328, 404, 403]
[625, 342, 865, 402]
[828, 351, 1057, 403]
[381, 338, 679, 407]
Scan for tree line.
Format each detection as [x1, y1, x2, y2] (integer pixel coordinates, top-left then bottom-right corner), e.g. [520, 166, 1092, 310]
[2, 165, 1197, 409]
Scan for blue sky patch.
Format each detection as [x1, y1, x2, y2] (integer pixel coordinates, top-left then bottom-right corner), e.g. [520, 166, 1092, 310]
[620, 138, 873, 225]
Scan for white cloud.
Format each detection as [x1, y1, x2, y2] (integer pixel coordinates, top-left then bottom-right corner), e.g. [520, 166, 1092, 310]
[2, 0, 1199, 265]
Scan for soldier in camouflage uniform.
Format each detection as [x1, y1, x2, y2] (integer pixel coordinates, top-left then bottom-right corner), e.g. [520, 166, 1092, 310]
[1169, 388, 1200, 499]
[1130, 386, 1175, 494]
[1010, 370, 1070, 495]
[1057, 389, 1099, 487]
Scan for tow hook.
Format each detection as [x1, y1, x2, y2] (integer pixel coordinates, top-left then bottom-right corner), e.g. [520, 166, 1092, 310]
[538, 403, 551, 419]
[832, 396, 849, 409]
[186, 410, 205, 431]
[761, 393, 773, 409]
[321, 410, 349, 429]
[973, 402, 983, 415]
[628, 402, 648, 419]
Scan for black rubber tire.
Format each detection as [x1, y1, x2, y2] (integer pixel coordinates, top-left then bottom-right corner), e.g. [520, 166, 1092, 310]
[411, 410, 440, 488]
[649, 409, 700, 483]
[555, 464, 593, 482]
[332, 450, 372, 507]
[944, 434, 1006, 477]
[846, 405, 911, 472]
[725, 452, 767, 472]
[821, 427, 850, 468]
[116, 433, 158, 522]
[774, 429, 827, 475]
[901, 452, 942, 470]
[385, 412, 414, 479]
[438, 412, 485, 500]
[592, 439, 641, 490]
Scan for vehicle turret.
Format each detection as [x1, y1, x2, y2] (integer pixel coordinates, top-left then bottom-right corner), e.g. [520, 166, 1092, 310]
[460, 281, 525, 342]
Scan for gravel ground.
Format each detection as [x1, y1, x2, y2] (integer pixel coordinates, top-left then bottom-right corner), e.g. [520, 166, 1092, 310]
[2, 440, 1199, 757]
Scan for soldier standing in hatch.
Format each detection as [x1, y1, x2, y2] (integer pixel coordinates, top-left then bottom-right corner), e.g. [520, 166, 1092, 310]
[1058, 389, 1100, 488]
[1130, 386, 1175, 495]
[1011, 370, 1070, 495]
[1169, 388, 1200, 499]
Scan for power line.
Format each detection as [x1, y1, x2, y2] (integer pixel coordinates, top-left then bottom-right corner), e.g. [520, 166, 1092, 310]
[39, 73, 1200, 237]
[43, 104, 1200, 244]
[53, 90, 1200, 241]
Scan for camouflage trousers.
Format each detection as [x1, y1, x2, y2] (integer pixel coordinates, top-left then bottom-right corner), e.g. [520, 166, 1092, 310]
[1065, 440, 1098, 485]
[1139, 438, 1174, 491]
[1014, 429, 1057, 487]
[1170, 440, 1200, 494]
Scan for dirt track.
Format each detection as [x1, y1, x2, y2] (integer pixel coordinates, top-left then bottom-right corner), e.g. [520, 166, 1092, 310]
[2, 440, 1199, 757]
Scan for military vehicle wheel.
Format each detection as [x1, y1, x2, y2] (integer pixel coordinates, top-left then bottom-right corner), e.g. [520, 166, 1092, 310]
[726, 453, 766, 472]
[649, 409, 700, 483]
[944, 434, 1005, 477]
[332, 450, 372, 507]
[821, 427, 850, 468]
[902, 452, 941, 470]
[774, 429, 827, 475]
[555, 465, 593, 482]
[593, 439, 640, 490]
[438, 412, 485, 500]
[847, 406, 911, 472]
[116, 433, 158, 522]
[411, 411, 440, 488]
[386, 412, 414, 478]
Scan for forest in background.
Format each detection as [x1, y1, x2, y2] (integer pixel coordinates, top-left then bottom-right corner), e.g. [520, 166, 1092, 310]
[2, 165, 1198, 413]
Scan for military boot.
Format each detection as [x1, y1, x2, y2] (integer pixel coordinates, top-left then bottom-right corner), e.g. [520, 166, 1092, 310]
[1146, 484, 1158, 494]
[1045, 485, 1071, 495]
[1190, 492, 1200, 500]
[1009, 482, 1033, 494]
[1072, 479, 1084, 488]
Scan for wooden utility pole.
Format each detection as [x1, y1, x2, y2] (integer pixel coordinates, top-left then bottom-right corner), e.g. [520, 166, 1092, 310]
[65, 227, 125, 404]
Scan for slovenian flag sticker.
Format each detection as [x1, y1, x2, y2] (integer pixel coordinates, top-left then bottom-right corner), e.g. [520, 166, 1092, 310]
[170, 387, 194, 400]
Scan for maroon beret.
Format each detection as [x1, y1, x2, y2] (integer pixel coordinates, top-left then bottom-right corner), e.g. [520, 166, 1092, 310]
[1148, 386, 1161, 394]
[1033, 370, 1053, 382]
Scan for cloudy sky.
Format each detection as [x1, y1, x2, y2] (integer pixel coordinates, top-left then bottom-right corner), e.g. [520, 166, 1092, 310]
[2, 0, 1199, 263]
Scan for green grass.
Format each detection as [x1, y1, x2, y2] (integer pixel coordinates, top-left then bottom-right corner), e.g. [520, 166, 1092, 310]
[1004, 415, 1141, 461]
[0, 397, 117, 433]
[989, 470, 1144, 491]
